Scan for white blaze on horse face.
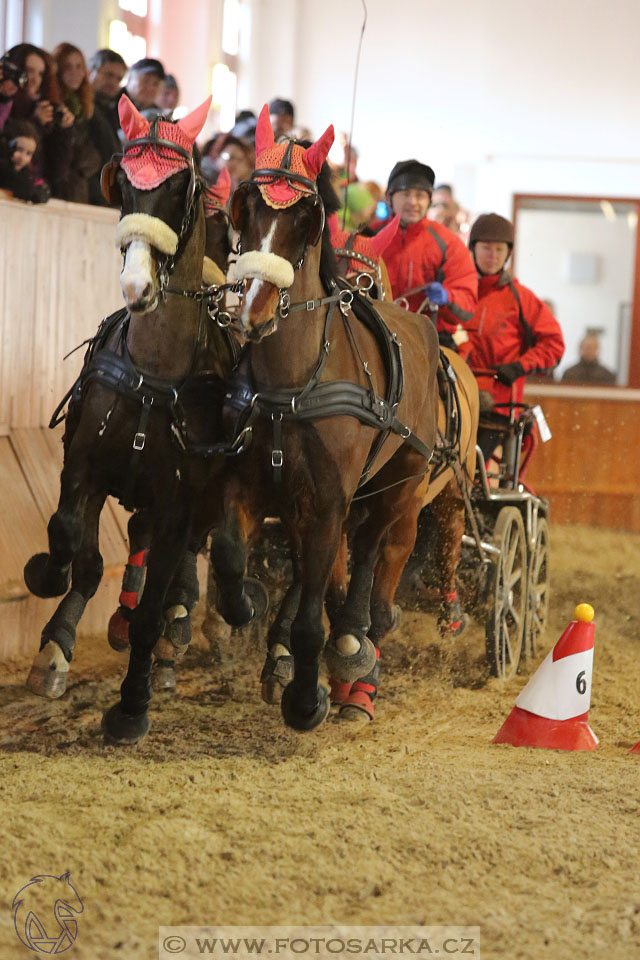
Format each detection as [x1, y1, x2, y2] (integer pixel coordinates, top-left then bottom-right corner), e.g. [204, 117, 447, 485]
[120, 239, 156, 311]
[241, 218, 280, 328]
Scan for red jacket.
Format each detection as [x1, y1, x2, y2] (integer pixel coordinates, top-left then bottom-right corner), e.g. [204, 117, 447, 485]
[467, 271, 565, 407]
[378, 218, 477, 330]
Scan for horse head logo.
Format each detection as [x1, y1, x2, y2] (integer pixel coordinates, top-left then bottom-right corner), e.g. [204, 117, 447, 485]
[12, 872, 84, 954]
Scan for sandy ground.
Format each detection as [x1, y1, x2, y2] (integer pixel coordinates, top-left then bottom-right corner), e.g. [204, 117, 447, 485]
[1, 524, 639, 960]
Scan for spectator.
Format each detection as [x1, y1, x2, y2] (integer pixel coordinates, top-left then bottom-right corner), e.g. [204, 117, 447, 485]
[0, 118, 49, 202]
[0, 50, 26, 131]
[428, 183, 459, 230]
[201, 133, 254, 189]
[88, 48, 126, 141]
[230, 109, 257, 141]
[561, 334, 616, 384]
[157, 74, 179, 116]
[269, 97, 294, 138]
[52, 43, 115, 204]
[333, 140, 375, 230]
[6, 43, 74, 191]
[122, 58, 165, 121]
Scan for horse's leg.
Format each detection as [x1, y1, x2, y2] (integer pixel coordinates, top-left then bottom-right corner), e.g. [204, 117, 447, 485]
[330, 460, 427, 722]
[261, 537, 347, 706]
[24, 458, 89, 599]
[152, 548, 200, 691]
[280, 513, 344, 731]
[432, 479, 466, 637]
[107, 509, 151, 652]
[209, 485, 268, 628]
[27, 492, 106, 698]
[102, 500, 192, 746]
[323, 534, 353, 706]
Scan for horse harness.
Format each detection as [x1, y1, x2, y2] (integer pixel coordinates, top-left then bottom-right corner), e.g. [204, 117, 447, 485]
[50, 294, 244, 511]
[223, 279, 434, 489]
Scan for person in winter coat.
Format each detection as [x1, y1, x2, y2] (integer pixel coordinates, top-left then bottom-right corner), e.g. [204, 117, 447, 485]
[88, 48, 127, 145]
[372, 159, 477, 340]
[51, 43, 115, 205]
[465, 213, 565, 458]
[5, 44, 74, 190]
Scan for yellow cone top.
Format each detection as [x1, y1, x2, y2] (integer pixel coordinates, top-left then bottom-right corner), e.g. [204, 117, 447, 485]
[574, 603, 595, 623]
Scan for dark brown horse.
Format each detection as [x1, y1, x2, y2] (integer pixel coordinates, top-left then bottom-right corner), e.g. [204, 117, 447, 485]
[203, 107, 441, 731]
[23, 96, 254, 744]
[104, 166, 235, 684]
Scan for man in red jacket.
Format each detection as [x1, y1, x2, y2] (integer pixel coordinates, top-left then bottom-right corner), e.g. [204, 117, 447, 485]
[466, 213, 565, 457]
[376, 159, 477, 338]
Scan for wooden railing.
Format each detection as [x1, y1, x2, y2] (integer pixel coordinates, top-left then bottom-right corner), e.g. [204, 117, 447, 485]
[0, 196, 122, 433]
[524, 383, 640, 532]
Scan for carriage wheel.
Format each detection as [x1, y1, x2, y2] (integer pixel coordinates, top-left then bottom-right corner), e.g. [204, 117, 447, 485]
[485, 507, 527, 679]
[524, 516, 550, 661]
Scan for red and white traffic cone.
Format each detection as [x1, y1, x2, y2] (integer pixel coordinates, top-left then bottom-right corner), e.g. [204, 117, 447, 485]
[493, 603, 598, 751]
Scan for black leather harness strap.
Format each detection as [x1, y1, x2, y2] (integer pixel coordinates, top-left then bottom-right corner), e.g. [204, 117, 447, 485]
[224, 286, 433, 487]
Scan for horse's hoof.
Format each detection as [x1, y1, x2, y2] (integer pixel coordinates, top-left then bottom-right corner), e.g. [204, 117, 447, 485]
[24, 553, 70, 599]
[154, 626, 190, 664]
[281, 683, 330, 731]
[26, 641, 69, 698]
[152, 660, 177, 692]
[325, 635, 377, 683]
[102, 703, 150, 746]
[107, 608, 130, 651]
[438, 595, 466, 638]
[260, 651, 294, 705]
[244, 578, 269, 621]
[389, 604, 402, 633]
[339, 689, 374, 723]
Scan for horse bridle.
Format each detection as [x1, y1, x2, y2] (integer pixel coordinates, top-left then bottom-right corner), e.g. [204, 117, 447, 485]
[116, 117, 201, 295]
[231, 144, 333, 328]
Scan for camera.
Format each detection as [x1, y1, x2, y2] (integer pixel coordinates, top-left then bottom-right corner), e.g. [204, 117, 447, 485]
[0, 53, 27, 90]
[53, 105, 66, 127]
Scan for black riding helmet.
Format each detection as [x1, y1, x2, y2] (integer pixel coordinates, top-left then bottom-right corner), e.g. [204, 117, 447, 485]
[387, 159, 435, 196]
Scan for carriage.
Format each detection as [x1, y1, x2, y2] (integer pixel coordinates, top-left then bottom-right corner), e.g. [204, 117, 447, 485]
[455, 385, 551, 680]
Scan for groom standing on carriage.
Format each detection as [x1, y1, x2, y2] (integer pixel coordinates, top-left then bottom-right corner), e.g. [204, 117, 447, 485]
[371, 159, 478, 340]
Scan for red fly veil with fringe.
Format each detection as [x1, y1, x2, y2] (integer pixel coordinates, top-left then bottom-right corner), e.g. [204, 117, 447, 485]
[119, 94, 212, 190]
[252, 103, 334, 208]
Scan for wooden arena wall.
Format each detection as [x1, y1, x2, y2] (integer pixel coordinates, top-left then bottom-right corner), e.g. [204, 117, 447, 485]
[524, 384, 640, 532]
[1, 198, 125, 661]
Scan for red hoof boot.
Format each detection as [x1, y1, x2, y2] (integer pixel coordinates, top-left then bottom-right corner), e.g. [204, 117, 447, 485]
[438, 591, 465, 638]
[329, 678, 352, 706]
[339, 689, 374, 722]
[108, 608, 130, 651]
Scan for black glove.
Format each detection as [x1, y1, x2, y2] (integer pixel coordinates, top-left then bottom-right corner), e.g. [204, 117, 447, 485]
[495, 361, 525, 386]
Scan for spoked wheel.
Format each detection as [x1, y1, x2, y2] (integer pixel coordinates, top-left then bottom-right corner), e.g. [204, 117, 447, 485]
[524, 516, 550, 661]
[485, 507, 527, 678]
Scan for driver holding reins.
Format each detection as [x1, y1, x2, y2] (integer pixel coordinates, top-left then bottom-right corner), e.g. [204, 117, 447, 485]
[466, 213, 565, 457]
[373, 159, 477, 340]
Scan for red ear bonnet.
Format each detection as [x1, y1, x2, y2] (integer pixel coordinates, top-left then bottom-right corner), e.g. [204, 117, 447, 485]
[253, 104, 335, 208]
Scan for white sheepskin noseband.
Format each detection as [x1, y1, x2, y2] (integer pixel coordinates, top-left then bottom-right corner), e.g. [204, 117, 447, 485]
[115, 213, 178, 255]
[229, 251, 294, 289]
[202, 256, 226, 286]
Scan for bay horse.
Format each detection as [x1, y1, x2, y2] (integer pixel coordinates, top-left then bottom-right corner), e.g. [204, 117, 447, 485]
[23, 95, 258, 743]
[200, 106, 441, 731]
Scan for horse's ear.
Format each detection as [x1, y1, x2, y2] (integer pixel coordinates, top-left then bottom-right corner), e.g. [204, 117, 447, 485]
[101, 159, 122, 207]
[230, 181, 251, 232]
[177, 95, 212, 144]
[255, 104, 275, 159]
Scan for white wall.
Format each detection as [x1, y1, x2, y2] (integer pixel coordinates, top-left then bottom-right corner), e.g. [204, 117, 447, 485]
[514, 209, 635, 382]
[239, 0, 640, 215]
